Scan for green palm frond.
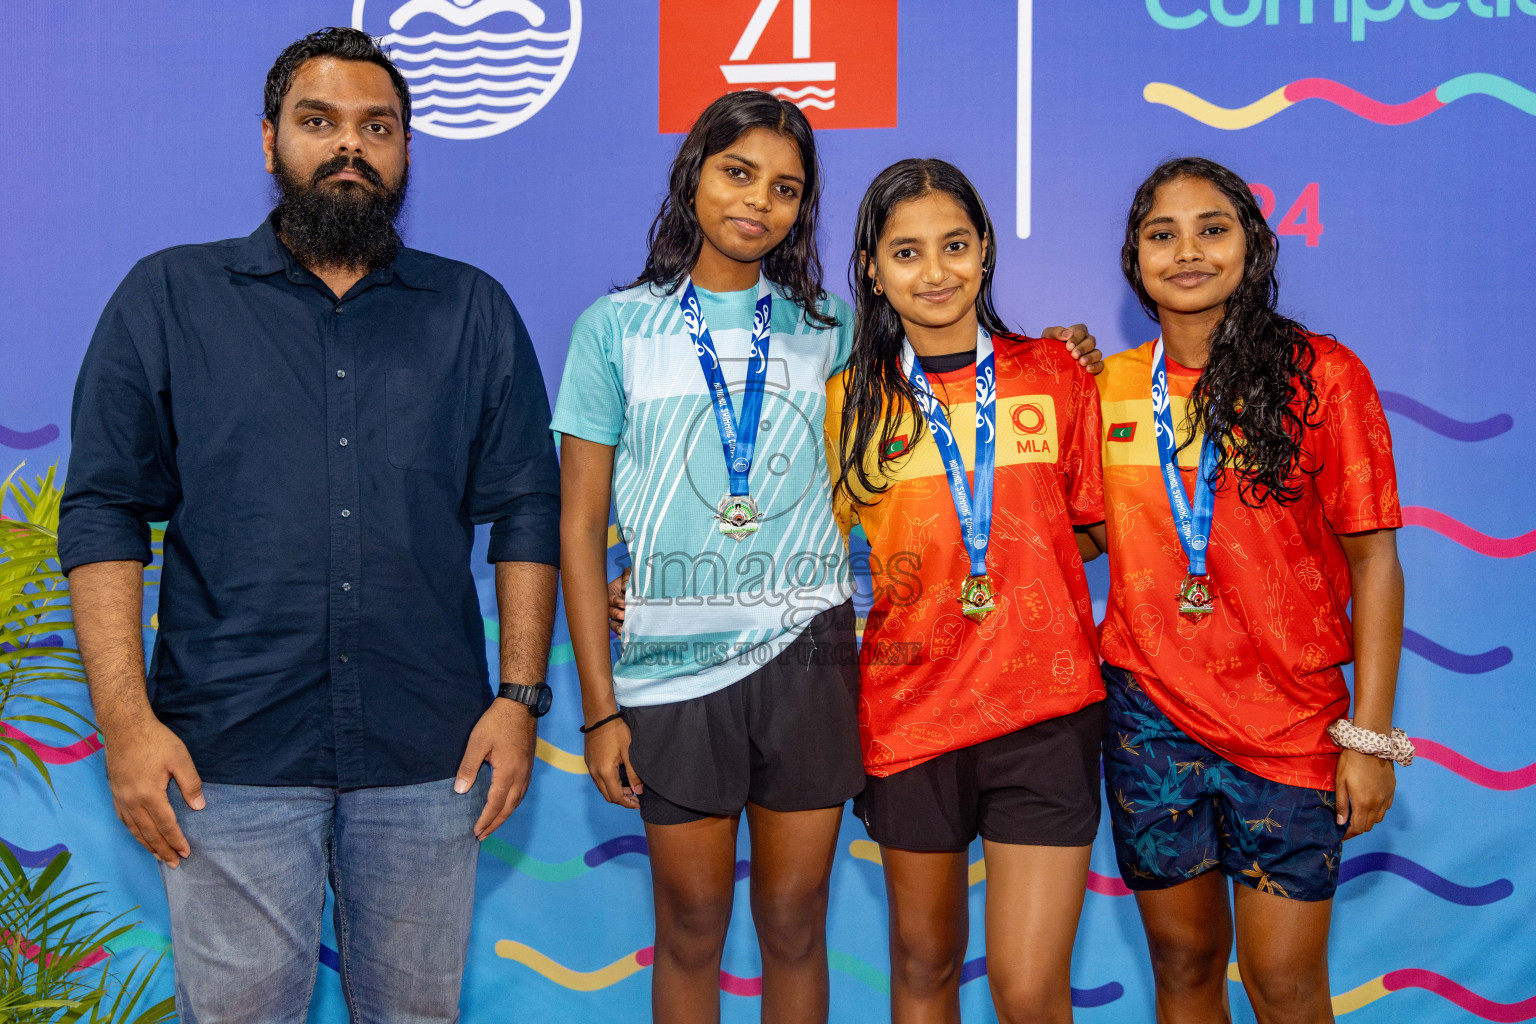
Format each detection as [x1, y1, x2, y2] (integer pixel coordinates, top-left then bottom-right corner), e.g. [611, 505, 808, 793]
[1, 463, 95, 793]
[0, 467, 174, 1019]
[0, 848, 175, 1023]
[3, 464, 63, 536]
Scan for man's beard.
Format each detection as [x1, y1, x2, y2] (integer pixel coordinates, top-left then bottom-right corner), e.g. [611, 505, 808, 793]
[271, 150, 408, 272]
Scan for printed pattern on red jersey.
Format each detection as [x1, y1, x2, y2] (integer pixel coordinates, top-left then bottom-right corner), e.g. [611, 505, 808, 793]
[1097, 335, 1402, 790]
[826, 334, 1105, 778]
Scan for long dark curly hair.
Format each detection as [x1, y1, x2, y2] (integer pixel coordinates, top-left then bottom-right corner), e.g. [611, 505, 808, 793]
[835, 158, 1011, 505]
[620, 91, 835, 327]
[1123, 156, 1321, 506]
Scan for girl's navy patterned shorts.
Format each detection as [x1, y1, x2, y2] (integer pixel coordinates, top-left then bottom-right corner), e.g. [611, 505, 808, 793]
[1101, 664, 1346, 902]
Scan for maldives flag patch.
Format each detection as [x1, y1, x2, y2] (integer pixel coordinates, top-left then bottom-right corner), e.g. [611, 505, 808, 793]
[1109, 422, 1136, 442]
[882, 434, 911, 460]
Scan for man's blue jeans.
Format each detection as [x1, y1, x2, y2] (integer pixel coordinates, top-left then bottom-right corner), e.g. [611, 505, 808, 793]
[160, 768, 490, 1023]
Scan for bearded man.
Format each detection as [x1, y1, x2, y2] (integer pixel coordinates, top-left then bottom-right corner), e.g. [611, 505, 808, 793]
[59, 27, 559, 1022]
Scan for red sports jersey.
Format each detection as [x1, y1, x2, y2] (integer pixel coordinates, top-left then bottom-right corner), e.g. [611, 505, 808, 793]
[826, 333, 1105, 777]
[1097, 335, 1402, 790]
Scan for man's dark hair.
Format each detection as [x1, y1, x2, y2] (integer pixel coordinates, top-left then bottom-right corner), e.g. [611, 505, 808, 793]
[264, 27, 411, 128]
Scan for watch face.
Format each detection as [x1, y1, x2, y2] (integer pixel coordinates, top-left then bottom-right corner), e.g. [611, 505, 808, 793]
[533, 685, 553, 717]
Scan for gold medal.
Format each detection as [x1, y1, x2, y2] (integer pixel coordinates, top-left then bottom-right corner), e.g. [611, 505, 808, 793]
[961, 574, 996, 622]
[1178, 573, 1215, 617]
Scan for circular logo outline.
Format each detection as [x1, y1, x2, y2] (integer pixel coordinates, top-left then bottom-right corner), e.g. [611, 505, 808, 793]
[1011, 402, 1047, 435]
[352, 0, 582, 141]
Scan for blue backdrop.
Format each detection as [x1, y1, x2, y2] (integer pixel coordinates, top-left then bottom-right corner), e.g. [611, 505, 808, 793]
[3, 2, 1533, 1020]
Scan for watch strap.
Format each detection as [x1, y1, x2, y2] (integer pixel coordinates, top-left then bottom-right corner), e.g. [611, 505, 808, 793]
[497, 682, 549, 712]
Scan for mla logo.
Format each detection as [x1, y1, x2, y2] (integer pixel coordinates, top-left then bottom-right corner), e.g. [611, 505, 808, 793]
[1011, 402, 1046, 436]
[352, 0, 582, 140]
[659, 0, 897, 132]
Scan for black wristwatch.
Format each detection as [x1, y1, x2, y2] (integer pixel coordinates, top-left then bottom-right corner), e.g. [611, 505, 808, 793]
[497, 681, 553, 718]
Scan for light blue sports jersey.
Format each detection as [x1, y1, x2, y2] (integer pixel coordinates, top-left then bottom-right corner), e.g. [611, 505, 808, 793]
[552, 279, 855, 707]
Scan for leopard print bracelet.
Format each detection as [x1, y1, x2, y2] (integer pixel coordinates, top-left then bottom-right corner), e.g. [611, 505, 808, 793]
[1327, 718, 1415, 767]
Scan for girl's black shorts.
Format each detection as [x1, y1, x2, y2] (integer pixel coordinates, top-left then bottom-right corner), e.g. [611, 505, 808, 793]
[623, 600, 864, 826]
[854, 700, 1106, 852]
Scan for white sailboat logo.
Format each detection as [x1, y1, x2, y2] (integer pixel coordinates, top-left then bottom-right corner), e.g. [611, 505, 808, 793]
[720, 0, 835, 112]
[352, 0, 582, 140]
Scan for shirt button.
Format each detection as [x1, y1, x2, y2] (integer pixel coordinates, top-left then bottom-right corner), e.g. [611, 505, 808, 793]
[340, 508, 351, 518]
[339, 437, 348, 447]
[339, 654, 348, 663]
[336, 370, 346, 379]
[335, 305, 345, 314]
[342, 582, 352, 591]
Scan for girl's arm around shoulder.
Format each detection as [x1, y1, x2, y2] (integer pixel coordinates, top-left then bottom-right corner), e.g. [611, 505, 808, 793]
[1038, 323, 1104, 375]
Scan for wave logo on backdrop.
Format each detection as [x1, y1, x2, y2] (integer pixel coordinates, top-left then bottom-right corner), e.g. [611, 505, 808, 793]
[659, 0, 897, 132]
[352, 0, 581, 140]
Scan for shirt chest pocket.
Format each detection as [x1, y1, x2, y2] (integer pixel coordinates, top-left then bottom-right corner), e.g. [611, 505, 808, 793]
[385, 369, 466, 474]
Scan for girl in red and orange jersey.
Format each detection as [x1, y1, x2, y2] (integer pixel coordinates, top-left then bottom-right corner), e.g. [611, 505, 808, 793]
[1087, 157, 1408, 1023]
[826, 158, 1106, 1023]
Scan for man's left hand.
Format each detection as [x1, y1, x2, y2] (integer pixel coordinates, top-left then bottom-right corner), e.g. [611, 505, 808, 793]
[455, 698, 536, 840]
[1042, 323, 1103, 375]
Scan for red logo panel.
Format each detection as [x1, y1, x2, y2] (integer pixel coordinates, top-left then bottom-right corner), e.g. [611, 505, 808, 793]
[659, 0, 898, 133]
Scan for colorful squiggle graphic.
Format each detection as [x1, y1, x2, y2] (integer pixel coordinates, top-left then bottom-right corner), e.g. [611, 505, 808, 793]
[495, 939, 1123, 1005]
[482, 834, 750, 883]
[496, 940, 650, 992]
[1380, 392, 1513, 442]
[106, 928, 171, 956]
[1338, 852, 1511, 907]
[955, 958, 1123, 1007]
[5, 928, 111, 970]
[535, 737, 586, 773]
[0, 423, 60, 449]
[1145, 74, 1536, 129]
[1, 722, 103, 764]
[1413, 738, 1536, 791]
[1, 836, 68, 868]
[1229, 962, 1536, 1019]
[0, 633, 63, 655]
[1403, 506, 1536, 558]
[1403, 629, 1513, 675]
[1383, 969, 1536, 1021]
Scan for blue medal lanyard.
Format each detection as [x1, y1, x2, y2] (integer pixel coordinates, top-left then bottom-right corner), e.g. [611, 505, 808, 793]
[1150, 338, 1220, 576]
[680, 277, 773, 498]
[900, 327, 997, 578]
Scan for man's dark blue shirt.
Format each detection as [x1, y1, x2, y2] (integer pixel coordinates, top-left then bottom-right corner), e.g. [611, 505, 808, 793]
[59, 218, 560, 787]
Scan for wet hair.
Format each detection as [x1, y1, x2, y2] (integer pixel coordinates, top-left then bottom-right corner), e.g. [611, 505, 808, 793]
[835, 158, 1009, 505]
[264, 27, 412, 129]
[621, 91, 834, 327]
[1122, 156, 1321, 507]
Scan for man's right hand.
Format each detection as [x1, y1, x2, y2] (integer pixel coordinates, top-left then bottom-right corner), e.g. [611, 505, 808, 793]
[584, 716, 642, 809]
[103, 716, 204, 868]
